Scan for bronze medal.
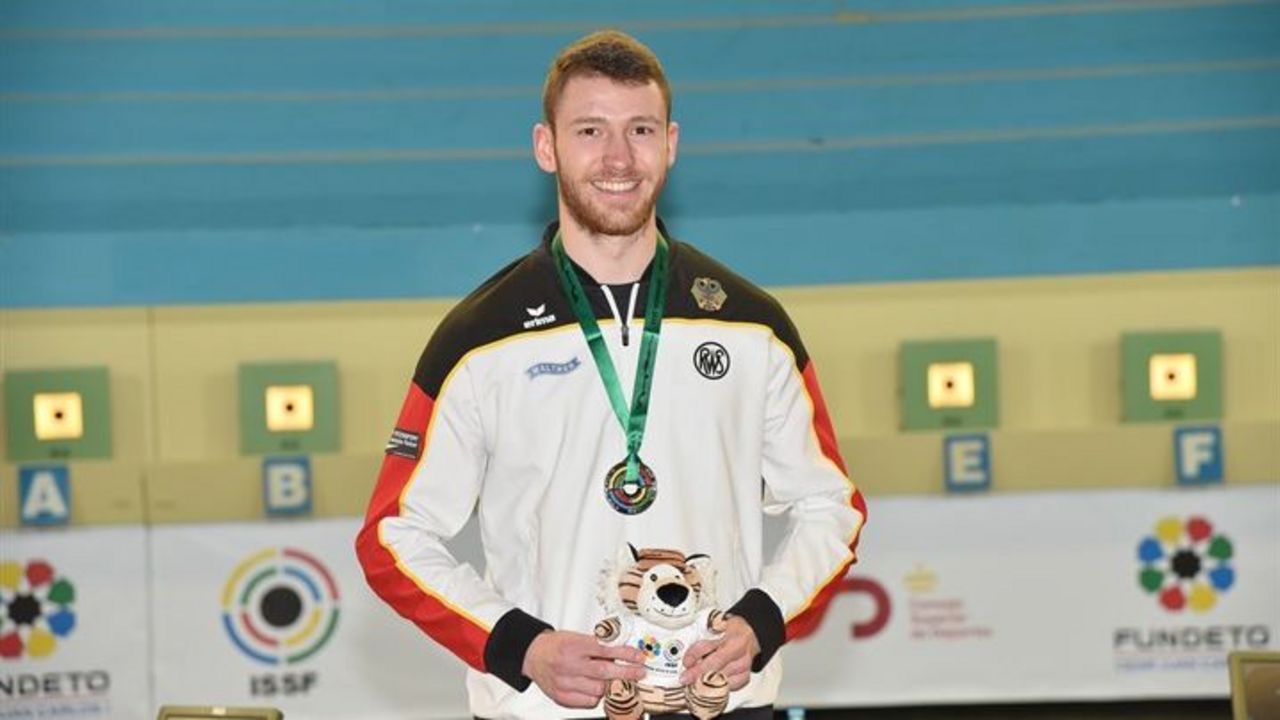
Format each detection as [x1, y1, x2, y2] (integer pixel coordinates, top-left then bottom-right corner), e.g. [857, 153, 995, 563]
[604, 459, 657, 515]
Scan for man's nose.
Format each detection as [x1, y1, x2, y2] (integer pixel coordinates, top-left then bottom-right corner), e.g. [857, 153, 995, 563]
[602, 131, 634, 170]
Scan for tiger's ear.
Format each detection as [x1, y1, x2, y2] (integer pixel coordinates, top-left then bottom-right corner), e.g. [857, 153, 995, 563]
[685, 554, 712, 575]
[620, 543, 639, 569]
[685, 553, 717, 607]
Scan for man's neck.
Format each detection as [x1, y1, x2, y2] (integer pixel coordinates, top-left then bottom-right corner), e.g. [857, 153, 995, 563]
[558, 215, 658, 284]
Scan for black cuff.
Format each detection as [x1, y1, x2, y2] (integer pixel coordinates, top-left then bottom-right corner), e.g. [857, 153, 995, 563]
[484, 608, 554, 692]
[728, 589, 785, 672]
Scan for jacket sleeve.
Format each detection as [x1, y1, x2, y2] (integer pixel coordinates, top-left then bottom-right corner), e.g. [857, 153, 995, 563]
[355, 359, 552, 691]
[728, 324, 867, 671]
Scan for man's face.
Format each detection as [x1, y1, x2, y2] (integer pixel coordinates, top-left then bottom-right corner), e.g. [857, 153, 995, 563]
[534, 74, 679, 237]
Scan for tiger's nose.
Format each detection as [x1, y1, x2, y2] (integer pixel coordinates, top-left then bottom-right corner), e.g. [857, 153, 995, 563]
[657, 583, 689, 607]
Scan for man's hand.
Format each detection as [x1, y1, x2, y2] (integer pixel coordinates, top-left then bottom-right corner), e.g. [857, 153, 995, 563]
[679, 615, 760, 690]
[522, 630, 648, 708]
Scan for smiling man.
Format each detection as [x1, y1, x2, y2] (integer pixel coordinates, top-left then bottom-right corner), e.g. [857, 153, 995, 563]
[356, 30, 866, 720]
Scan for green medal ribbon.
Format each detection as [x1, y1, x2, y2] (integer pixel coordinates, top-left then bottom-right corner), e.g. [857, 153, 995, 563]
[551, 231, 670, 486]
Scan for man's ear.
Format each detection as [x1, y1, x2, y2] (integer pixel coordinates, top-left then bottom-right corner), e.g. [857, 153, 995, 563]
[665, 120, 680, 169]
[533, 122, 558, 174]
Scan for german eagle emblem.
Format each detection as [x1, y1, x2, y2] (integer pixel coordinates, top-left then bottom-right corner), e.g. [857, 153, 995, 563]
[691, 278, 727, 312]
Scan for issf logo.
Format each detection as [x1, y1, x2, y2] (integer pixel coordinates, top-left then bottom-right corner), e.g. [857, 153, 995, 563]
[1137, 516, 1234, 613]
[0, 560, 76, 660]
[221, 548, 340, 665]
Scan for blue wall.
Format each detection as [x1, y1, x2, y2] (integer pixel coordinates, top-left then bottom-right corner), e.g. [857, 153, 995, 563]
[2, 0, 1278, 306]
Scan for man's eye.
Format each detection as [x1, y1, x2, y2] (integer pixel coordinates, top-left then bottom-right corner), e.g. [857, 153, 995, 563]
[578, 127, 599, 137]
[633, 126, 655, 136]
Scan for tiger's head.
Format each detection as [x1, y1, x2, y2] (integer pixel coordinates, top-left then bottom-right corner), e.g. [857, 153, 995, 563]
[600, 544, 716, 631]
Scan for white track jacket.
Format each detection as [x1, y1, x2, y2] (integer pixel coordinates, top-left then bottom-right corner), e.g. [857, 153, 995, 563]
[356, 223, 866, 719]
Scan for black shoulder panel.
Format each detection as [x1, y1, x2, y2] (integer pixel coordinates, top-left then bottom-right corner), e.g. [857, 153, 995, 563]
[411, 228, 812, 398]
[412, 244, 573, 398]
[666, 238, 810, 370]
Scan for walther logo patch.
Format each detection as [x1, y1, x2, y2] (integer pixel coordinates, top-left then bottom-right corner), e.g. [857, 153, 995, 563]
[526, 358, 582, 380]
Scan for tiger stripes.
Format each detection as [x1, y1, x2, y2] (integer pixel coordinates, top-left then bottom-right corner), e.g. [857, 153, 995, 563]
[603, 679, 643, 720]
[603, 674, 730, 720]
[600, 547, 729, 720]
[594, 616, 623, 643]
[618, 548, 706, 613]
[685, 671, 730, 718]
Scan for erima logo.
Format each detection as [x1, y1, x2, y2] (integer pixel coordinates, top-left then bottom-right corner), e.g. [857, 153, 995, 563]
[523, 304, 557, 330]
[527, 357, 581, 380]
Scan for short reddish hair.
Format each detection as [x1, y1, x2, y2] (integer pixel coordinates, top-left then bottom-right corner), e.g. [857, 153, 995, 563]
[542, 30, 672, 128]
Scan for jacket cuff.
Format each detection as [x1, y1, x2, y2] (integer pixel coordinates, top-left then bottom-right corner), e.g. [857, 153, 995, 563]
[484, 608, 554, 691]
[728, 588, 785, 672]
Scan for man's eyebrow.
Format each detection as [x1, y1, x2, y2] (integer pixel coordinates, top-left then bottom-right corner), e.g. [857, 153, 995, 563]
[566, 115, 664, 126]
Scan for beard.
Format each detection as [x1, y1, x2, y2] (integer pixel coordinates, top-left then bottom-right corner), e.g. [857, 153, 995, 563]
[557, 164, 666, 237]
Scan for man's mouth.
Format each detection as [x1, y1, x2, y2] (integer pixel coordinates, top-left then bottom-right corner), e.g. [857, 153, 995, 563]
[591, 179, 641, 194]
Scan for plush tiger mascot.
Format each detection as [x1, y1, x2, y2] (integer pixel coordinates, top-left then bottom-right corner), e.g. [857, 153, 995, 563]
[594, 545, 730, 720]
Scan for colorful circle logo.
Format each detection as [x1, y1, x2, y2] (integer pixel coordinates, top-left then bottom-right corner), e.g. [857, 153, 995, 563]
[662, 638, 685, 663]
[0, 559, 77, 660]
[221, 547, 340, 665]
[1137, 516, 1234, 613]
[635, 634, 661, 659]
[604, 460, 657, 515]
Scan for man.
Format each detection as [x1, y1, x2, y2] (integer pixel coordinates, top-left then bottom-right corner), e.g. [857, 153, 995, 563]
[356, 30, 866, 719]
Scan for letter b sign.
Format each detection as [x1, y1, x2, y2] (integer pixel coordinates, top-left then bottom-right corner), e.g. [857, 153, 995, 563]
[263, 457, 313, 516]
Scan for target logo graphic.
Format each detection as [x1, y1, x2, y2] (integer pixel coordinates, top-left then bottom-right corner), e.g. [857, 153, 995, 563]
[0, 559, 77, 660]
[1137, 515, 1234, 613]
[221, 548, 340, 665]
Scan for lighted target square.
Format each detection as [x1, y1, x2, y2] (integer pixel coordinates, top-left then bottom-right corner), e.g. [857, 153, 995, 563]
[1149, 354, 1197, 401]
[1122, 330, 1221, 422]
[33, 392, 85, 441]
[4, 367, 113, 462]
[927, 362, 975, 409]
[900, 339, 998, 431]
[221, 547, 340, 666]
[264, 385, 315, 432]
[238, 362, 339, 455]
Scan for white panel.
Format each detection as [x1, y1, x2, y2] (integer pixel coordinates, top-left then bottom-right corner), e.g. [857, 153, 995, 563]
[1, 527, 150, 720]
[150, 518, 470, 720]
[776, 485, 1280, 707]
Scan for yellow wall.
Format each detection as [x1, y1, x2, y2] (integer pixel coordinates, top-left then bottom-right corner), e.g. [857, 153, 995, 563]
[2, 267, 1277, 528]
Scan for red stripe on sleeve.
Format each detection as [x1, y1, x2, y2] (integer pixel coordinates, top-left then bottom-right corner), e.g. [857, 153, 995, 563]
[355, 381, 490, 672]
[786, 360, 869, 643]
[801, 360, 849, 477]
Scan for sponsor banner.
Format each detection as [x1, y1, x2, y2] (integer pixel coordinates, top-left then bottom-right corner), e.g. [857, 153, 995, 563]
[150, 519, 469, 720]
[776, 485, 1280, 707]
[5, 486, 1274, 717]
[0, 527, 149, 720]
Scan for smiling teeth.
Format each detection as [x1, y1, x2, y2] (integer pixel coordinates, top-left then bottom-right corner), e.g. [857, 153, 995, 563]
[593, 180, 639, 193]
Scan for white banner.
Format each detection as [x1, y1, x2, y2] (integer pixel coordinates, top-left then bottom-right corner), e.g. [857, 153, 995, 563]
[777, 485, 1280, 707]
[5, 486, 1276, 719]
[150, 518, 470, 720]
[0, 527, 150, 720]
